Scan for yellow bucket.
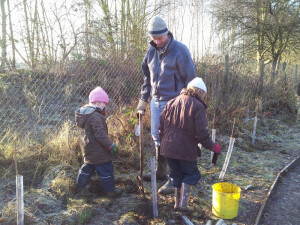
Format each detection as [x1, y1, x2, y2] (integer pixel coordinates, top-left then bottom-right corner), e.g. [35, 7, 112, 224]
[212, 182, 241, 219]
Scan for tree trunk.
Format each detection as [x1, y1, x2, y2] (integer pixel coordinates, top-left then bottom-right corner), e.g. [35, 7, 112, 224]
[282, 62, 287, 86]
[1, 0, 7, 72]
[258, 59, 265, 96]
[85, 0, 91, 58]
[99, 0, 115, 52]
[23, 0, 34, 69]
[223, 54, 230, 109]
[41, 1, 55, 64]
[33, 0, 39, 65]
[7, 0, 15, 70]
[256, 0, 267, 96]
[271, 60, 277, 83]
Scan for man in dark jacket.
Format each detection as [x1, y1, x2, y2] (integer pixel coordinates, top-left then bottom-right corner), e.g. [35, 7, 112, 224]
[136, 16, 196, 194]
[159, 77, 222, 211]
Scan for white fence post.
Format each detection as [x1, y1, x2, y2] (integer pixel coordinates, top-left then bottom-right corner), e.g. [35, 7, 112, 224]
[219, 138, 235, 180]
[16, 175, 24, 225]
[252, 116, 258, 145]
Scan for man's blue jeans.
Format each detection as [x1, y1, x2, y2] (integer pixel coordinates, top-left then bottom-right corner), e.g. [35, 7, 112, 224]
[150, 98, 168, 146]
[76, 161, 115, 192]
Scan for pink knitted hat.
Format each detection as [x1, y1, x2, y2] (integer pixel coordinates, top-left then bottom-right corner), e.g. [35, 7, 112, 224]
[89, 86, 109, 104]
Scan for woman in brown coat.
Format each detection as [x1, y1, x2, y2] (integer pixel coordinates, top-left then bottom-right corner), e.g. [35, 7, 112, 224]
[159, 77, 222, 211]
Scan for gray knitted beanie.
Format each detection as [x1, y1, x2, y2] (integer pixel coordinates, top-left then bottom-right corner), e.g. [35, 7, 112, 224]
[148, 16, 168, 37]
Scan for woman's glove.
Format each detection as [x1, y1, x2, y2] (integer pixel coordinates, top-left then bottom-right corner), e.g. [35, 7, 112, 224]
[212, 143, 222, 154]
[108, 143, 119, 155]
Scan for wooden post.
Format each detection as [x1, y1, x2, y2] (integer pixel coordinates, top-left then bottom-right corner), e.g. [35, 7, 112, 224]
[219, 119, 236, 180]
[246, 106, 250, 124]
[16, 175, 24, 225]
[282, 62, 287, 87]
[182, 216, 194, 225]
[295, 64, 298, 89]
[252, 116, 258, 145]
[211, 129, 217, 166]
[215, 219, 224, 225]
[150, 157, 158, 218]
[205, 220, 212, 225]
[223, 54, 230, 109]
[219, 137, 235, 180]
[150, 142, 158, 218]
[211, 113, 216, 165]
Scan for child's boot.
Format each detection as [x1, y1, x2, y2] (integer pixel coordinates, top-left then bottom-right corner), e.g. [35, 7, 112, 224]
[179, 183, 193, 212]
[174, 187, 180, 210]
[106, 187, 123, 198]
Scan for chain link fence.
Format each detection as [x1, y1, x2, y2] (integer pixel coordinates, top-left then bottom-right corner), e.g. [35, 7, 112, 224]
[0, 51, 299, 147]
[0, 52, 145, 145]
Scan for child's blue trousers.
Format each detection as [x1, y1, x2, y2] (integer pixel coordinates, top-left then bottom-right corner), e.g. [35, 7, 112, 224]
[76, 161, 115, 192]
[166, 158, 201, 188]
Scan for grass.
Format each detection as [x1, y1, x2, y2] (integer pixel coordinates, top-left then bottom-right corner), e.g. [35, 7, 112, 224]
[0, 65, 299, 224]
[0, 112, 299, 224]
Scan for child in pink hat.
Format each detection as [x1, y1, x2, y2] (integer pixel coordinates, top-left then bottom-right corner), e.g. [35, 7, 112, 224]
[74, 86, 122, 197]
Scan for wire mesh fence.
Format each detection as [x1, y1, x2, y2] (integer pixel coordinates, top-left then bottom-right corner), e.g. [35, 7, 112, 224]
[0, 52, 145, 145]
[0, 51, 298, 147]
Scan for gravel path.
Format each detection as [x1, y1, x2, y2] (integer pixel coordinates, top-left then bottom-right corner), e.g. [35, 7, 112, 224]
[259, 160, 300, 225]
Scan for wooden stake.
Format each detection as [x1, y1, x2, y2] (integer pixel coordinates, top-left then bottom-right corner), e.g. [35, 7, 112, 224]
[150, 140, 158, 218]
[210, 112, 216, 165]
[219, 137, 235, 180]
[231, 118, 236, 139]
[252, 116, 258, 145]
[213, 112, 216, 129]
[219, 119, 236, 180]
[16, 175, 24, 225]
[182, 216, 194, 225]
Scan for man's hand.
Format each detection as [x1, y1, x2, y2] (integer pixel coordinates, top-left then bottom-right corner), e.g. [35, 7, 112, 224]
[136, 99, 147, 118]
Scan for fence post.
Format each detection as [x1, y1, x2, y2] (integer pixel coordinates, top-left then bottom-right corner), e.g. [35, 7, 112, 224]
[223, 54, 229, 109]
[295, 64, 298, 89]
[16, 175, 24, 225]
[252, 116, 258, 145]
[246, 105, 250, 124]
[282, 62, 287, 86]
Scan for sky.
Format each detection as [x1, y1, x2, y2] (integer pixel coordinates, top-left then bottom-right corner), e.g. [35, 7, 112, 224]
[2, 0, 221, 65]
[164, 0, 220, 59]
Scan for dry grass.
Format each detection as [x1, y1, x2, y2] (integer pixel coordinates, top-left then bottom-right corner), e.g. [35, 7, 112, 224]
[0, 114, 299, 225]
[0, 62, 299, 224]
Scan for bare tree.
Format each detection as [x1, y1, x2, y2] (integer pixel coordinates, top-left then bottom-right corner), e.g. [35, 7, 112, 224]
[84, 0, 91, 58]
[1, 0, 7, 72]
[265, 0, 300, 81]
[213, 0, 300, 95]
[22, 0, 35, 69]
[6, 0, 15, 70]
[52, 1, 79, 64]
